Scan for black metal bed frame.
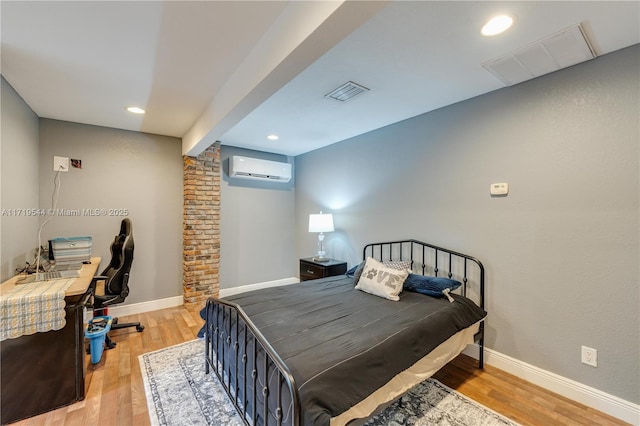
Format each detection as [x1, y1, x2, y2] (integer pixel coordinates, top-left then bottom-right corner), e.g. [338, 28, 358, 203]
[205, 239, 485, 426]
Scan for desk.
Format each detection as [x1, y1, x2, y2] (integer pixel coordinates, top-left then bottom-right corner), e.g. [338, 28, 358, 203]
[0, 257, 100, 425]
[0, 256, 100, 297]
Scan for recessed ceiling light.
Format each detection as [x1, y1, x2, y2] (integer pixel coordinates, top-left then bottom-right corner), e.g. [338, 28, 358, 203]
[267, 134, 279, 141]
[126, 106, 146, 114]
[481, 15, 514, 36]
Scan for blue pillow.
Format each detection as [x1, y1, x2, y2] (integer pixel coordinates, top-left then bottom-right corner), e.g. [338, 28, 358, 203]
[346, 263, 361, 277]
[403, 274, 461, 298]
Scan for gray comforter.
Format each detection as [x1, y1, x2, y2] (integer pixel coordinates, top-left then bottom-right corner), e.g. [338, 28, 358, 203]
[223, 275, 486, 425]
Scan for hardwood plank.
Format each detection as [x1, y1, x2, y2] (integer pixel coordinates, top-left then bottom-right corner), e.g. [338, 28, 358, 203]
[80, 356, 105, 426]
[116, 373, 133, 425]
[96, 334, 121, 426]
[57, 407, 83, 426]
[129, 331, 148, 419]
[7, 305, 630, 426]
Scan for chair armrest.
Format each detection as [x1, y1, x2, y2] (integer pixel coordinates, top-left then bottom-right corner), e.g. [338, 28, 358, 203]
[92, 273, 128, 307]
[86, 275, 109, 309]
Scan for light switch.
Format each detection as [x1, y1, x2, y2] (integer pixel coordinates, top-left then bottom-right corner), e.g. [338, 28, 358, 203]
[490, 182, 509, 196]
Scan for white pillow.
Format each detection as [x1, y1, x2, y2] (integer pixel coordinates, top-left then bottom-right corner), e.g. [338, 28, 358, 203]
[353, 259, 412, 286]
[355, 257, 410, 301]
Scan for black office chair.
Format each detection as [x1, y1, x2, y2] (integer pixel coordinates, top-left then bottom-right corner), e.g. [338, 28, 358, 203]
[91, 218, 144, 349]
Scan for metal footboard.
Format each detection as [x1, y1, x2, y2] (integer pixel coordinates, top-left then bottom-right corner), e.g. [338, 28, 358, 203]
[205, 298, 301, 426]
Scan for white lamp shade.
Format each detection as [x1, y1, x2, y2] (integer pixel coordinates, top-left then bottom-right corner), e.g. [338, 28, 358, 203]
[308, 213, 334, 233]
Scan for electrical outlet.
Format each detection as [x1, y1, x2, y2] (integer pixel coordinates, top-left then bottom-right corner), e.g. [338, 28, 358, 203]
[581, 346, 597, 367]
[53, 156, 69, 172]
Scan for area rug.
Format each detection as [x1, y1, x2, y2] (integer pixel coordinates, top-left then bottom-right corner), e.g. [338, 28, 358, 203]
[140, 339, 519, 426]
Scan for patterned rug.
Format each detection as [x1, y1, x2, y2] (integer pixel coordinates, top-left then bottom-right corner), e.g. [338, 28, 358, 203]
[140, 339, 519, 426]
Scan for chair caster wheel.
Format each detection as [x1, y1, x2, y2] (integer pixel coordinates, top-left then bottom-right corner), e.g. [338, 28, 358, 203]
[136, 325, 145, 332]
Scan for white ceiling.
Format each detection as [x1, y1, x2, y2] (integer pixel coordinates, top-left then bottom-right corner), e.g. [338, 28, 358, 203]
[2, 1, 638, 157]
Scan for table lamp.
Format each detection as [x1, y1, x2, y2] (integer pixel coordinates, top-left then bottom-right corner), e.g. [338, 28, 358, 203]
[308, 212, 334, 262]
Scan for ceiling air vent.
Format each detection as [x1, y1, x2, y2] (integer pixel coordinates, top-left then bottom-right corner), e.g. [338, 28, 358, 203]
[325, 81, 369, 102]
[482, 24, 596, 86]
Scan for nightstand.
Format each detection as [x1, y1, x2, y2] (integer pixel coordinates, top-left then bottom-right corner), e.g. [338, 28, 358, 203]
[299, 258, 347, 281]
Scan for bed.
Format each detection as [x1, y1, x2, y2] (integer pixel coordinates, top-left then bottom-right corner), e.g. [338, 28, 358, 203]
[204, 239, 486, 426]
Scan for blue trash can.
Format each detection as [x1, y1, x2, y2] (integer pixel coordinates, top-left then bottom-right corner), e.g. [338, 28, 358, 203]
[85, 316, 112, 364]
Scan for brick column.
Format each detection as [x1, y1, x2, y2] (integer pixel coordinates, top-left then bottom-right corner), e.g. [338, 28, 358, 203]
[183, 142, 220, 305]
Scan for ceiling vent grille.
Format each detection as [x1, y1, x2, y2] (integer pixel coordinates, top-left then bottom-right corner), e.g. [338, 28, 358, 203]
[325, 81, 369, 102]
[482, 24, 596, 86]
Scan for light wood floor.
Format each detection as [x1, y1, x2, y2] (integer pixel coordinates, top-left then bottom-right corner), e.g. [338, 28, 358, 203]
[11, 305, 629, 426]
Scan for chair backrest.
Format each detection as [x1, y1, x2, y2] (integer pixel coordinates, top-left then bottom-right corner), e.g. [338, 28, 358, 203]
[101, 218, 134, 298]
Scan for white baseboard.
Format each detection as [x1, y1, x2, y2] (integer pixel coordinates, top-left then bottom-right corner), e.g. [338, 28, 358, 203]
[95, 277, 299, 319]
[103, 295, 184, 318]
[219, 277, 299, 298]
[462, 344, 640, 425]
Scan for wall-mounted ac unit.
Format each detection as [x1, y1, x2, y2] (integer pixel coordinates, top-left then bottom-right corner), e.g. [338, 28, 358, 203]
[230, 155, 292, 183]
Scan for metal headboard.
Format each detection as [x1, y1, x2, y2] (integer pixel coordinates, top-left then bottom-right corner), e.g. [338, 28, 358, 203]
[363, 239, 485, 309]
[363, 239, 485, 368]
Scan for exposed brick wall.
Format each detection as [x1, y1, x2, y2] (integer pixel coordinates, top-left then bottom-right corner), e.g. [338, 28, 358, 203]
[183, 142, 220, 305]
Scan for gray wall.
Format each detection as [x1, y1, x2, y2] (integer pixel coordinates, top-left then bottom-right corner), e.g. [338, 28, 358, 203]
[1, 77, 40, 282]
[38, 119, 183, 304]
[220, 145, 296, 289]
[295, 45, 639, 404]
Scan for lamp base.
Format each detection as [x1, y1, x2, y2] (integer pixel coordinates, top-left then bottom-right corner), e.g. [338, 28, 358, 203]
[313, 256, 330, 263]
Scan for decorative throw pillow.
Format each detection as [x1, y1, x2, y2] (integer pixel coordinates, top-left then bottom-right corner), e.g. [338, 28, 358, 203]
[403, 273, 462, 299]
[355, 257, 410, 301]
[352, 259, 411, 285]
[346, 264, 360, 277]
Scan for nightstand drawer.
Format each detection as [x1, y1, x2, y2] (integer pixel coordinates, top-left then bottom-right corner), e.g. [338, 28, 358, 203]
[299, 258, 347, 281]
[300, 262, 325, 280]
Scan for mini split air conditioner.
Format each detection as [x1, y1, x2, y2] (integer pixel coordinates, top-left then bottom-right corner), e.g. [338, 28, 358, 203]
[230, 155, 292, 183]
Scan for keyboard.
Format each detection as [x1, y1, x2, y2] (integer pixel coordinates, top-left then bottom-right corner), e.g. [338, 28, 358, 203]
[52, 263, 83, 271]
[17, 270, 79, 284]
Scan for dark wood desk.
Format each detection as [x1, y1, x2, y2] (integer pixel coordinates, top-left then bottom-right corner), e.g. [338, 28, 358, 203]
[0, 257, 100, 425]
